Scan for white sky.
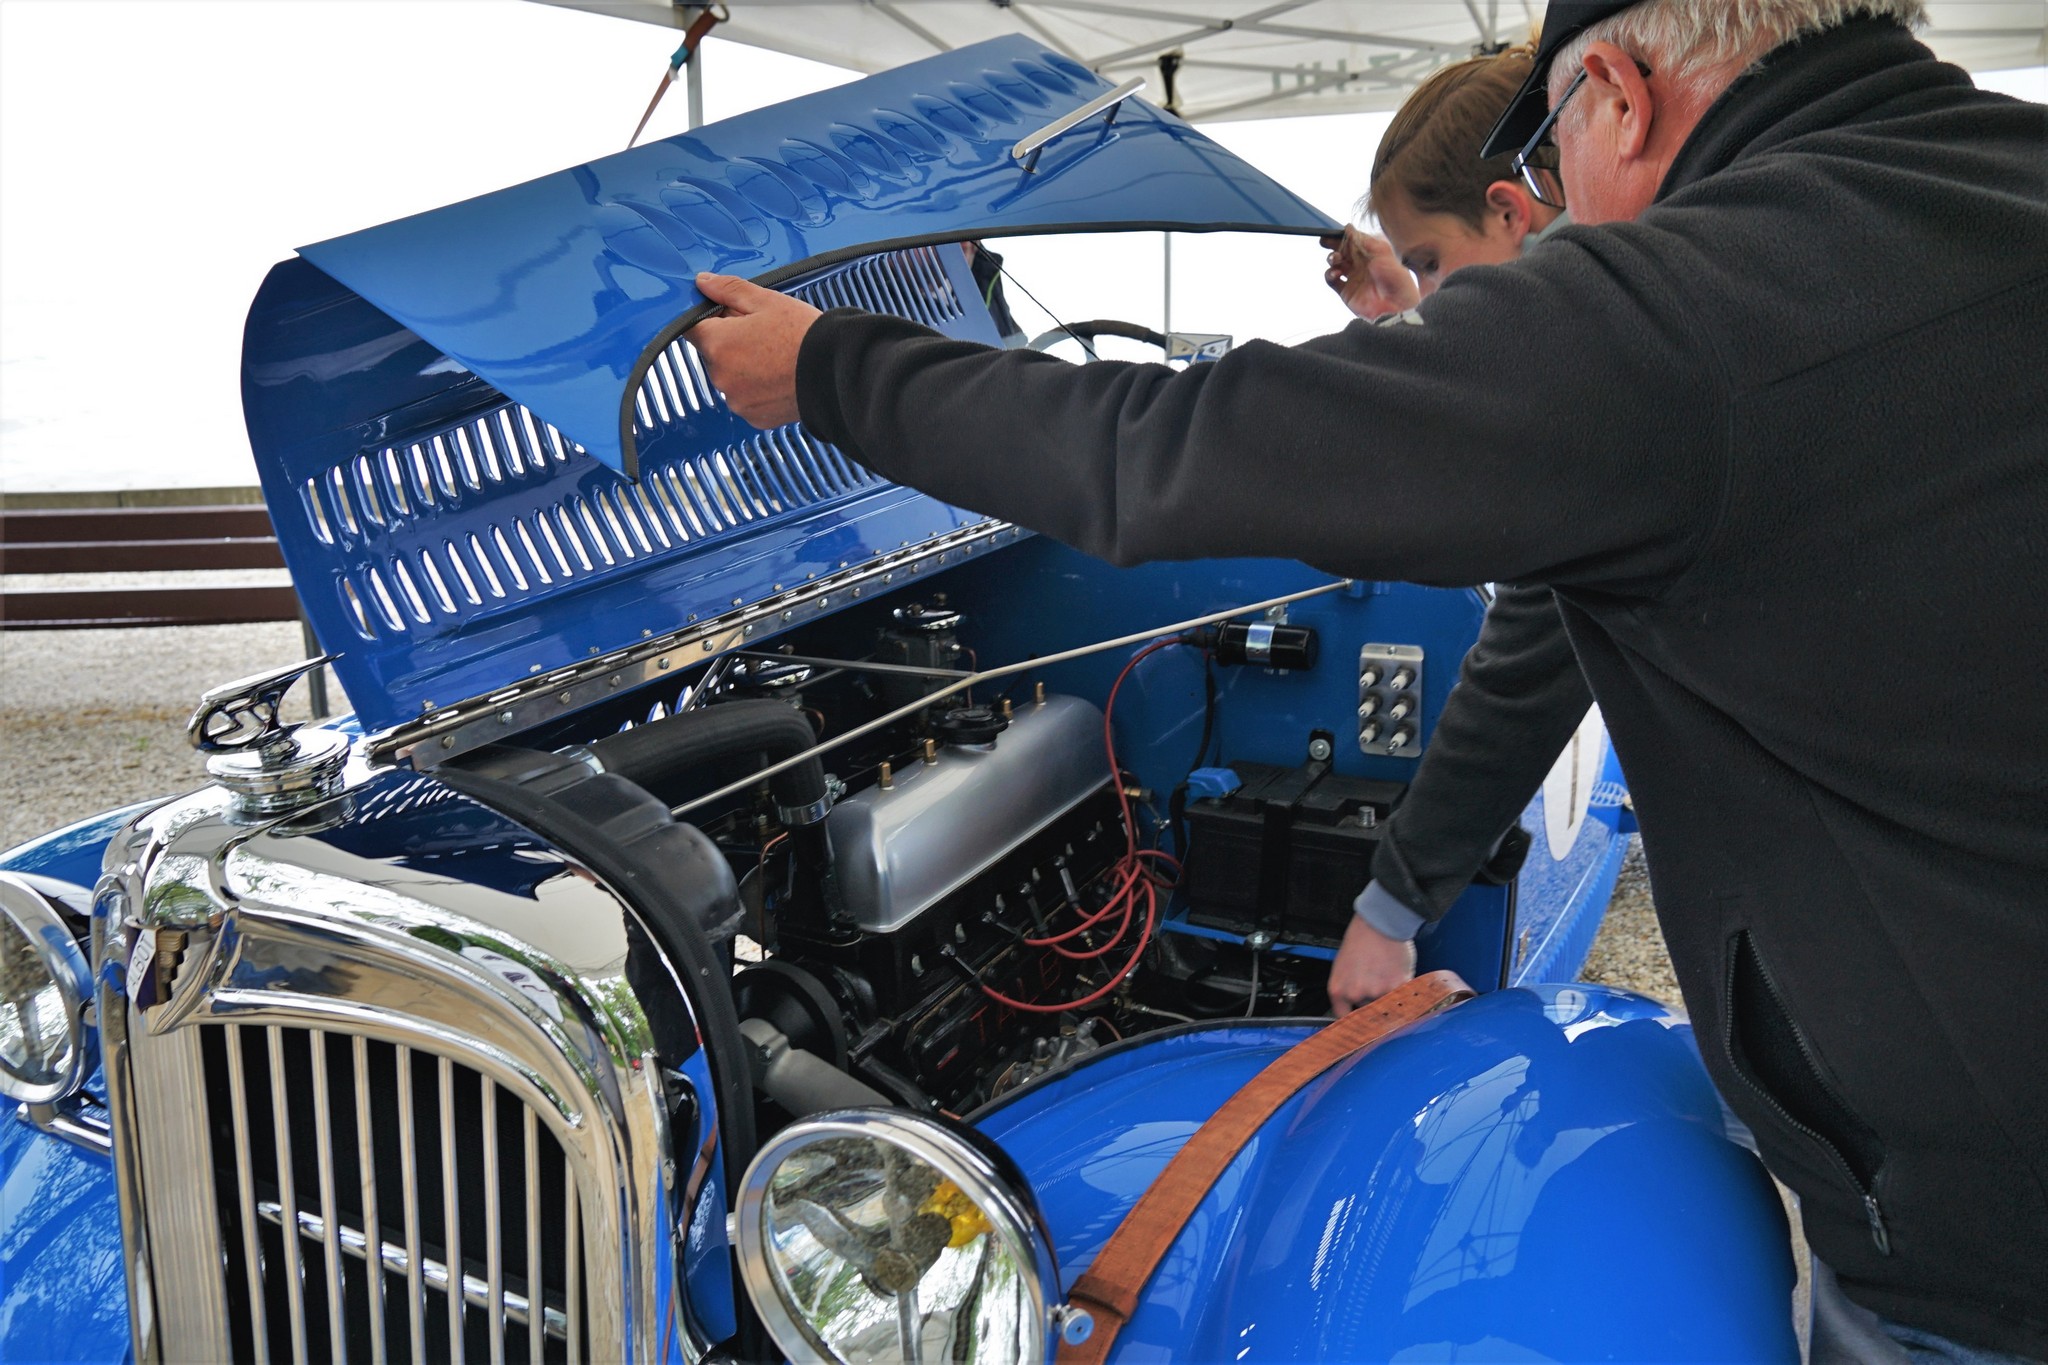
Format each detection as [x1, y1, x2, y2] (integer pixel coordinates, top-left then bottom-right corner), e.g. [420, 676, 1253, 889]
[1, 2, 2041, 494]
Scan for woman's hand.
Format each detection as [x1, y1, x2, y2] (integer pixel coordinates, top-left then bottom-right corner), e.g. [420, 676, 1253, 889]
[1321, 227, 1420, 321]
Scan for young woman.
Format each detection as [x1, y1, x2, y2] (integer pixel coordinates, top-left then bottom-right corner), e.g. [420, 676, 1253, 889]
[1317, 45, 1600, 1011]
[1324, 43, 1567, 319]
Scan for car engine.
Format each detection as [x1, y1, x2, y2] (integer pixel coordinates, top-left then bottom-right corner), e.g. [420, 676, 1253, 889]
[452, 593, 1372, 1131]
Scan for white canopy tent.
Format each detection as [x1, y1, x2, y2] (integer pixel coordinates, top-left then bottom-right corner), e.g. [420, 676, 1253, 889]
[536, 0, 2047, 123]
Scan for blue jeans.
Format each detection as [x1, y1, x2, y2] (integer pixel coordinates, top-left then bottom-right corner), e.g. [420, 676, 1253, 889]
[1809, 1258, 2044, 1365]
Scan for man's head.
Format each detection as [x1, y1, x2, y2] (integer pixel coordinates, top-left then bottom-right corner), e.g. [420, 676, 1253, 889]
[1485, 0, 1928, 224]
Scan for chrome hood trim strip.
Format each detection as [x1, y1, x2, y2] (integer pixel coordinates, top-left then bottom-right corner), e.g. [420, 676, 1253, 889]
[369, 518, 1027, 766]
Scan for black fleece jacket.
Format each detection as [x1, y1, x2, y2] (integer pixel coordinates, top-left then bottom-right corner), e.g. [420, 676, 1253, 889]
[796, 19, 2048, 1356]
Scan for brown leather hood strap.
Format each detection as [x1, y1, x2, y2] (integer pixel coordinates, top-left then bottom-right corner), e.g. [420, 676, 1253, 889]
[1056, 971, 1475, 1365]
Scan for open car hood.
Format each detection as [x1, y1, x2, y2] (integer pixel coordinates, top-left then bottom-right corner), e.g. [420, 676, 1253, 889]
[297, 36, 1334, 477]
[244, 37, 1333, 740]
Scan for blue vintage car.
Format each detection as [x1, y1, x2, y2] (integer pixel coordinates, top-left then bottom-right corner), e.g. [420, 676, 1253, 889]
[0, 40, 1797, 1364]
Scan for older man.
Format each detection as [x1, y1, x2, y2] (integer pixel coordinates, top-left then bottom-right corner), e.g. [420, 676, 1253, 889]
[691, 1, 2048, 1357]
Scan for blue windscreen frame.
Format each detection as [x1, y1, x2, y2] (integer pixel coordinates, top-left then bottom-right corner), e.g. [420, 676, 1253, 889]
[242, 246, 1002, 735]
[297, 35, 1335, 476]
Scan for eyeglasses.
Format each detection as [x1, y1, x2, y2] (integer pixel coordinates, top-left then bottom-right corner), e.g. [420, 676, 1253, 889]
[1510, 61, 1652, 211]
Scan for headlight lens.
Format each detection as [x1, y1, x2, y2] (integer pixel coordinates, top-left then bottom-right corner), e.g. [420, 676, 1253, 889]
[0, 873, 94, 1105]
[737, 1112, 1060, 1364]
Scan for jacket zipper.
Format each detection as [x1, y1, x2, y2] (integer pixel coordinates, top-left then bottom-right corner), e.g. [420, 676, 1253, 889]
[1724, 945, 1891, 1256]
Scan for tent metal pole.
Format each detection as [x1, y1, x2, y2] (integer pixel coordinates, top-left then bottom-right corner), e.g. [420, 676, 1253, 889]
[687, 41, 705, 128]
[1163, 232, 1173, 340]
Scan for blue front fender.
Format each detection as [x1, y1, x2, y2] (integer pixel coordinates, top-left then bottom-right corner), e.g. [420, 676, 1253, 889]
[978, 985, 1797, 1363]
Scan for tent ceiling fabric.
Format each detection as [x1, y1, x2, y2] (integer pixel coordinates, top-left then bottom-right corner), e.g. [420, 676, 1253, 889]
[535, 1, 2047, 121]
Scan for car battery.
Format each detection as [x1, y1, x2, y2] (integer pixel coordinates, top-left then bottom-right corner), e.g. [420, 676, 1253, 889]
[1180, 761, 1404, 946]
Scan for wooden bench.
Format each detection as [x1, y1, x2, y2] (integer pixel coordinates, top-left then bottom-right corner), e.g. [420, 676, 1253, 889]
[0, 501, 330, 715]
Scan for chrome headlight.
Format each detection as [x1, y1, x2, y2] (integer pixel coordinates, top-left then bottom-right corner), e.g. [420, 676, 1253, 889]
[0, 873, 95, 1106]
[736, 1111, 1067, 1364]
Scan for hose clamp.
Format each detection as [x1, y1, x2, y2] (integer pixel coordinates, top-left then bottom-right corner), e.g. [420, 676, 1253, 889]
[776, 795, 834, 827]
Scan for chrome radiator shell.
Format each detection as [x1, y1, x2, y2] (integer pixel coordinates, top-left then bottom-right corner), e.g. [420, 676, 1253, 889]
[95, 770, 712, 1364]
[825, 693, 1108, 933]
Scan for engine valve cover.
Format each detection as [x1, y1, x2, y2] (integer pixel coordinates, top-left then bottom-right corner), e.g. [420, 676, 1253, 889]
[827, 693, 1106, 933]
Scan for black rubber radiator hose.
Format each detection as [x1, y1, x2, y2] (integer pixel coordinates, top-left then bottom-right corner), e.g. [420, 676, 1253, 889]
[588, 699, 845, 926]
[588, 699, 825, 814]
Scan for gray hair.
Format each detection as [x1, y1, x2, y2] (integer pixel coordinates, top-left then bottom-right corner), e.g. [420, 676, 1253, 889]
[1548, 0, 1928, 99]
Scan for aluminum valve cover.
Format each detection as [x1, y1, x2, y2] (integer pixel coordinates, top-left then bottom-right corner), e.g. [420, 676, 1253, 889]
[826, 693, 1106, 933]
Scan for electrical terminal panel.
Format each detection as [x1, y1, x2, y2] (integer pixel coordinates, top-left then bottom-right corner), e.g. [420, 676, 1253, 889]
[1358, 643, 1424, 757]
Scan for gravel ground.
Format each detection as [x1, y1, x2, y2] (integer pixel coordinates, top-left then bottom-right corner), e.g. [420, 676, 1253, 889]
[1580, 836, 1684, 1008]
[0, 617, 325, 850]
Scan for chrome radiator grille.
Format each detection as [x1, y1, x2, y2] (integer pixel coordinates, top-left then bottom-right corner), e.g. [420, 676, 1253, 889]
[197, 1024, 588, 1364]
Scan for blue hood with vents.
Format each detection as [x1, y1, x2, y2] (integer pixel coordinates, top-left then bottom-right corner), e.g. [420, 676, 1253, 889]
[294, 36, 1332, 478]
[242, 38, 1332, 735]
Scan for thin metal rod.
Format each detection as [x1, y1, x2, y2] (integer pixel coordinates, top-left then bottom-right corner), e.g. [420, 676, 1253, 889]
[1017, 0, 1455, 52]
[671, 581, 1350, 819]
[524, 1109, 544, 1365]
[729, 650, 974, 681]
[17, 1099, 111, 1154]
[1013, 77, 1148, 165]
[1080, 0, 1323, 65]
[440, 1056, 466, 1364]
[1164, 232, 1173, 340]
[252, 1203, 569, 1340]
[398, 1046, 428, 1364]
[1463, 0, 1497, 49]
[1097, 53, 1415, 88]
[267, 1026, 311, 1365]
[1086, 24, 1217, 69]
[309, 1033, 351, 1364]
[352, 1036, 389, 1363]
[484, 1078, 505, 1365]
[1008, 5, 1087, 60]
[225, 1026, 273, 1365]
[1192, 67, 1388, 120]
[872, 0, 950, 52]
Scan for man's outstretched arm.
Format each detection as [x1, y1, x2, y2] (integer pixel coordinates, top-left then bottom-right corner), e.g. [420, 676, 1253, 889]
[692, 255, 1719, 593]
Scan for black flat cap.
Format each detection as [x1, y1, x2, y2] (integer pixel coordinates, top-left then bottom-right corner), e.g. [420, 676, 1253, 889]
[1478, 1, 1646, 158]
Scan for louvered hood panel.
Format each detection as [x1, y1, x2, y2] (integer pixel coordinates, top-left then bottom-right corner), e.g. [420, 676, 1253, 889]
[242, 246, 1001, 737]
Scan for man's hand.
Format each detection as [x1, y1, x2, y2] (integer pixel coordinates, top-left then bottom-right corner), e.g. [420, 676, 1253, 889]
[1326, 913, 1418, 1016]
[689, 272, 823, 430]
[1321, 228, 1420, 321]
